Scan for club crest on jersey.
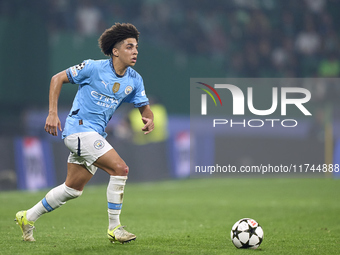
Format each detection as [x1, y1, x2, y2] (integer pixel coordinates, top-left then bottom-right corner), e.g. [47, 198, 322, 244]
[112, 82, 120, 93]
[94, 140, 105, 150]
[125, 86, 133, 95]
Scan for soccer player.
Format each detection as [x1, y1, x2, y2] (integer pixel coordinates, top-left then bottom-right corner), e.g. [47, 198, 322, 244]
[15, 23, 154, 243]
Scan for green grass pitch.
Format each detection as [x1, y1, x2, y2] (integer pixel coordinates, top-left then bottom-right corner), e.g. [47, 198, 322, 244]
[0, 178, 339, 254]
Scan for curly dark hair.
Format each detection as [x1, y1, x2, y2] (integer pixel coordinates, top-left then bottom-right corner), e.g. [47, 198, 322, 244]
[98, 23, 140, 56]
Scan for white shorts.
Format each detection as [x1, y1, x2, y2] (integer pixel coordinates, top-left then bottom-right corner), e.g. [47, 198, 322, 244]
[64, 132, 113, 175]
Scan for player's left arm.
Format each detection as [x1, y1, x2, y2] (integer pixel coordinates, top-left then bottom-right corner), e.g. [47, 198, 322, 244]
[139, 104, 154, 135]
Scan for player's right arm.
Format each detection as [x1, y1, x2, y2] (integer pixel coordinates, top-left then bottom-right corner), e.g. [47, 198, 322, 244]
[44, 70, 70, 136]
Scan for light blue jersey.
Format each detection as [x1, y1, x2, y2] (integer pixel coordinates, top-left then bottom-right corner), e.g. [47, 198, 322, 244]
[63, 58, 149, 138]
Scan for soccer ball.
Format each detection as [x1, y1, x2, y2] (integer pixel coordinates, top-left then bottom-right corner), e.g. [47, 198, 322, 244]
[230, 218, 264, 249]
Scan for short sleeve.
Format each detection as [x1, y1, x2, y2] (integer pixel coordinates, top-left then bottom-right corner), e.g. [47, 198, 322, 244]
[66, 59, 93, 85]
[125, 76, 149, 107]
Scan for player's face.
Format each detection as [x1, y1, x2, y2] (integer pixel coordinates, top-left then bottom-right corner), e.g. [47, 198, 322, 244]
[115, 38, 138, 67]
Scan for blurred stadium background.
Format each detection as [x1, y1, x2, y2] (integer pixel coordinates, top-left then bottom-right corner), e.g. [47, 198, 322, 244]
[0, 0, 340, 191]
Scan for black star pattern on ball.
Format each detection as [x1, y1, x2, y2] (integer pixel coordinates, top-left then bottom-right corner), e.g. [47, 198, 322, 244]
[245, 223, 257, 239]
[241, 240, 252, 249]
[232, 229, 242, 239]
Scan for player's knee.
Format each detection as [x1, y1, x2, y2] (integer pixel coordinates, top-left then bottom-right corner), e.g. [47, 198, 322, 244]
[115, 163, 129, 176]
[124, 165, 129, 175]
